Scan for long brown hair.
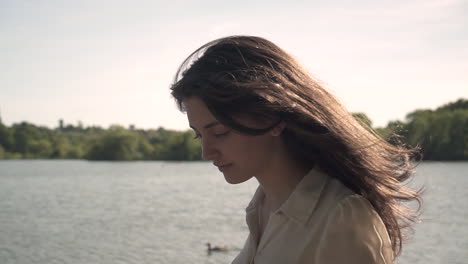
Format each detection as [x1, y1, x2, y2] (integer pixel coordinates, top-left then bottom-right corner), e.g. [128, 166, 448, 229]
[170, 35, 422, 257]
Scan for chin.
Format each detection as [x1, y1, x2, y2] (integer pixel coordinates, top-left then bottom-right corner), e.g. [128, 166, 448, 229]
[223, 172, 252, 185]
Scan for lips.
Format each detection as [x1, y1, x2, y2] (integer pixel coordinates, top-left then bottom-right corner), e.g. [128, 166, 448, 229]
[214, 163, 232, 171]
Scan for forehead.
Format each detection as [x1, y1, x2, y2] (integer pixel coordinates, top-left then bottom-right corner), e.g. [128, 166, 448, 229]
[183, 96, 274, 131]
[183, 97, 218, 129]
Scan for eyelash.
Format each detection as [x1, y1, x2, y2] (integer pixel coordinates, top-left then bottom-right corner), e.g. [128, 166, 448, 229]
[193, 131, 230, 140]
[215, 131, 230, 137]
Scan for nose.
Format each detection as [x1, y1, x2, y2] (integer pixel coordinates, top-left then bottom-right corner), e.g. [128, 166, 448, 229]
[201, 137, 218, 161]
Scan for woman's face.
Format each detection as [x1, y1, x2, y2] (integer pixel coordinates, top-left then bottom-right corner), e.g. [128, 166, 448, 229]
[183, 96, 282, 184]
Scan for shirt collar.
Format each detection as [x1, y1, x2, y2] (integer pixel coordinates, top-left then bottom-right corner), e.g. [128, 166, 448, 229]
[245, 166, 329, 225]
[245, 183, 265, 212]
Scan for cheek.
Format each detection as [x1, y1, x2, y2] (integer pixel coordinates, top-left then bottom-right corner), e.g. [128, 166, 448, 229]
[227, 135, 276, 166]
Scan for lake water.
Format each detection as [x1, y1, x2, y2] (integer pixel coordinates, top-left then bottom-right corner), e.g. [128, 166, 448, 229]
[0, 160, 467, 264]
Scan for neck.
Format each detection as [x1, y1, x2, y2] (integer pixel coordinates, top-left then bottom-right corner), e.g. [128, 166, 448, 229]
[255, 152, 311, 213]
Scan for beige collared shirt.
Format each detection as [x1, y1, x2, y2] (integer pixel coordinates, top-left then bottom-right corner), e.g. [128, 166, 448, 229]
[232, 167, 393, 264]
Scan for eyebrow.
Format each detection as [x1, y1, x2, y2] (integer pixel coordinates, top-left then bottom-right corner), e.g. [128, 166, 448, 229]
[190, 121, 222, 131]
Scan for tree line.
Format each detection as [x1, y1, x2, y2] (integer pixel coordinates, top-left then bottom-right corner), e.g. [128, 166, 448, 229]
[373, 98, 467, 160]
[0, 124, 201, 161]
[0, 98, 466, 161]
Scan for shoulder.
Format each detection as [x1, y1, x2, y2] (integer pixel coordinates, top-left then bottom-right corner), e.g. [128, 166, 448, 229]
[315, 193, 394, 263]
[327, 194, 390, 242]
[333, 194, 383, 224]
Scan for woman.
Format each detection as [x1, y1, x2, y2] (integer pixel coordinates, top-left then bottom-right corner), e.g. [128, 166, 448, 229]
[170, 36, 422, 263]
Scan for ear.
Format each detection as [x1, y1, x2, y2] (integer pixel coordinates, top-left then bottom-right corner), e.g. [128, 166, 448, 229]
[270, 121, 286, 137]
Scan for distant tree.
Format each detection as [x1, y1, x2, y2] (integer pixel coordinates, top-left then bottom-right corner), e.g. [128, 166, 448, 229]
[29, 139, 53, 158]
[11, 122, 41, 154]
[50, 135, 71, 158]
[399, 100, 468, 160]
[436, 98, 468, 112]
[0, 123, 13, 150]
[0, 145, 4, 159]
[136, 136, 154, 160]
[86, 126, 140, 160]
[157, 130, 201, 160]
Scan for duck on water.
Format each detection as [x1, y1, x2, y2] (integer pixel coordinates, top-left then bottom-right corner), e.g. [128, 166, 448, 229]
[206, 243, 228, 254]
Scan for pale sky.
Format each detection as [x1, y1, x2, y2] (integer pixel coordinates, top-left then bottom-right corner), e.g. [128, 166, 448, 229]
[1, 0, 467, 130]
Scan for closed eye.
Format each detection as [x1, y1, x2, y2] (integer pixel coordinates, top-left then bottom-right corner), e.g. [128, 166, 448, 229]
[214, 131, 230, 137]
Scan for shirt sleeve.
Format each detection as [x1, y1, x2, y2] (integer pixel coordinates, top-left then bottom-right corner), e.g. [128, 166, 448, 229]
[315, 194, 394, 264]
